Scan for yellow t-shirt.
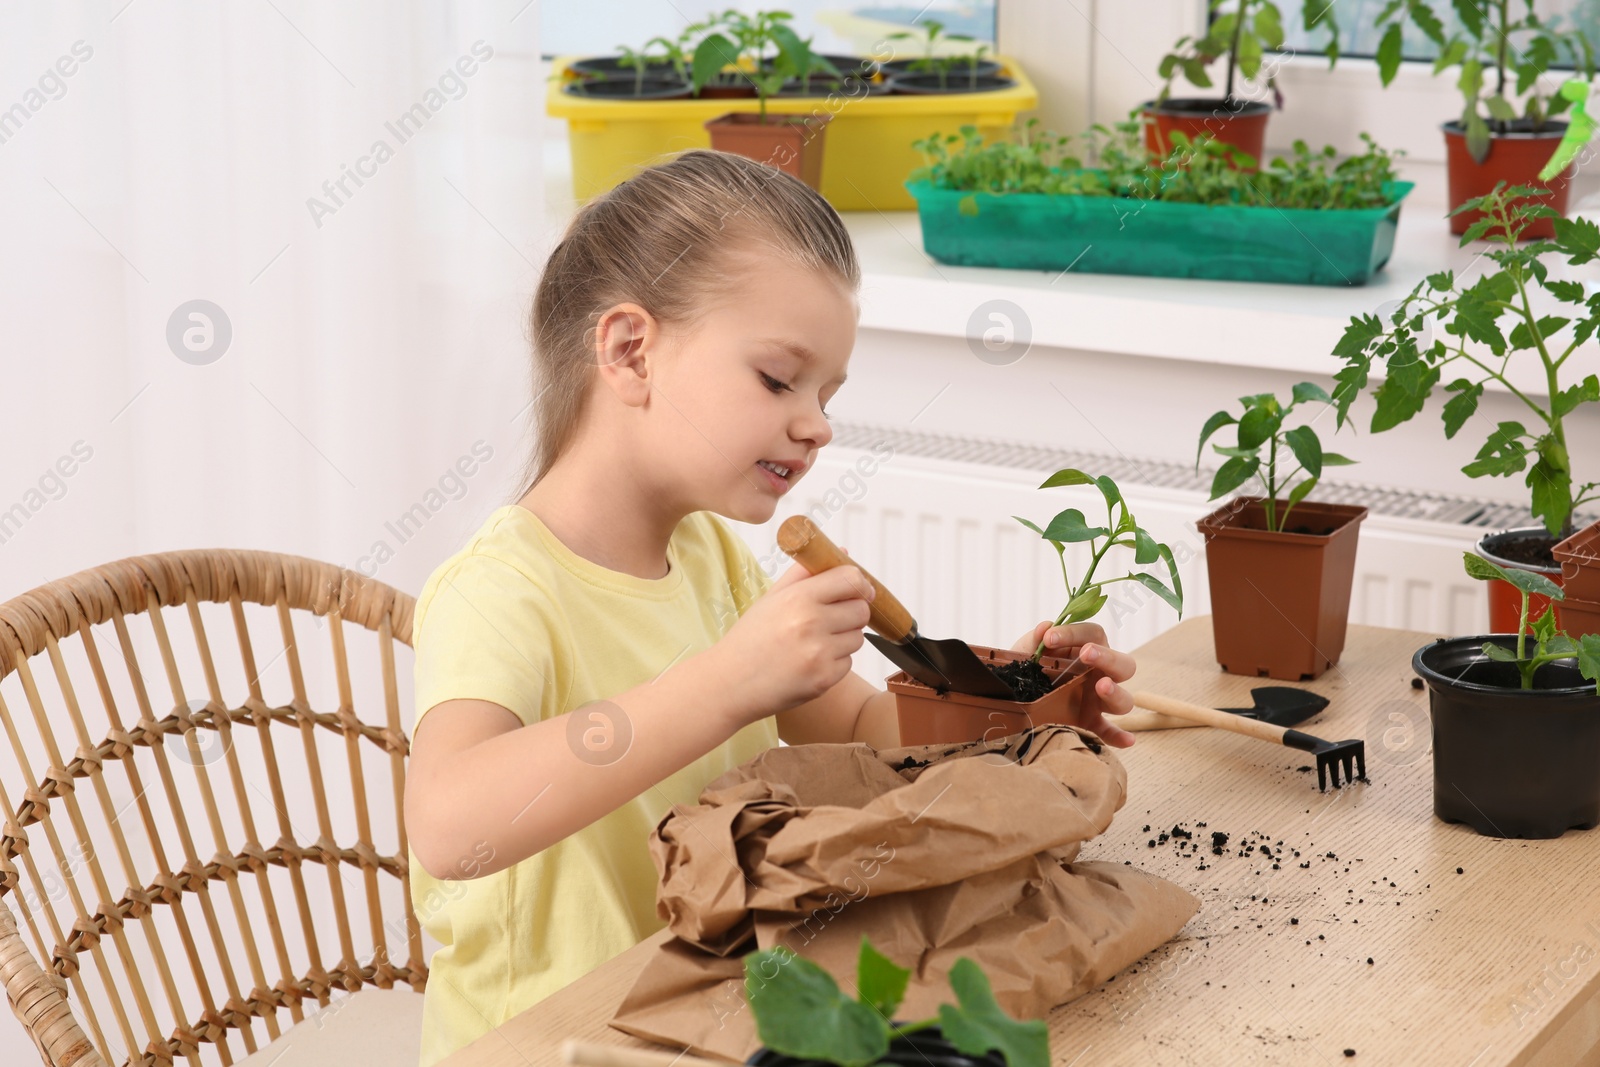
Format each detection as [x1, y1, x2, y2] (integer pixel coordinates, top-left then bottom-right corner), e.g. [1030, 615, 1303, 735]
[407, 504, 780, 1066]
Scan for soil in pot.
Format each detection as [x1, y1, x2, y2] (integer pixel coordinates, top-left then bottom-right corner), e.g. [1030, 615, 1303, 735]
[697, 72, 758, 99]
[746, 1023, 1006, 1067]
[704, 112, 832, 190]
[561, 75, 692, 100]
[1414, 635, 1600, 839]
[1478, 528, 1565, 634]
[886, 644, 1094, 747]
[1142, 97, 1272, 168]
[1443, 119, 1571, 239]
[1553, 520, 1600, 602]
[1198, 498, 1366, 681]
[889, 72, 1017, 94]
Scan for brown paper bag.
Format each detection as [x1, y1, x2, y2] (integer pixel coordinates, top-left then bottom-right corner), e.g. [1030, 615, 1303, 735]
[610, 724, 1199, 1061]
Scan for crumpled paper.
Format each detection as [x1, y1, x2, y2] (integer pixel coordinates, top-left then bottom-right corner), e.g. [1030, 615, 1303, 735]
[608, 724, 1199, 1061]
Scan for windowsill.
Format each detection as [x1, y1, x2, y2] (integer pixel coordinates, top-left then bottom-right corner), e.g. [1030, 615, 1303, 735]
[541, 125, 1600, 398]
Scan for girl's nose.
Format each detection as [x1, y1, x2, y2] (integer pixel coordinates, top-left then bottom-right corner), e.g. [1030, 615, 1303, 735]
[797, 404, 832, 450]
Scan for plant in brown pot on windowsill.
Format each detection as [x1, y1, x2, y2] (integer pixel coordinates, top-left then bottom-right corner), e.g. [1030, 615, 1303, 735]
[693, 10, 836, 189]
[1332, 182, 1600, 634]
[1373, 0, 1596, 239]
[1195, 381, 1365, 681]
[1146, 0, 1339, 165]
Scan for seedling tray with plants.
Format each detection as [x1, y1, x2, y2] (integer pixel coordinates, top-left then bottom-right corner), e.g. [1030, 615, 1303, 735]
[906, 117, 1413, 286]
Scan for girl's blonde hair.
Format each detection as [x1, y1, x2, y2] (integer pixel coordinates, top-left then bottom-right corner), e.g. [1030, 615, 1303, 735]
[517, 149, 860, 497]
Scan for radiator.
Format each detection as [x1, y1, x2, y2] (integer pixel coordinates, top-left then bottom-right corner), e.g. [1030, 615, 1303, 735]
[736, 421, 1589, 685]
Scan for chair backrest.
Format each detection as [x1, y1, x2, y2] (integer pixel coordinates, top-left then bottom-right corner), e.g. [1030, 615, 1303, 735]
[0, 550, 424, 1067]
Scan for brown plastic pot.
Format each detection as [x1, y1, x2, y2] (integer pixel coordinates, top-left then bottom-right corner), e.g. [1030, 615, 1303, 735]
[886, 644, 1094, 747]
[1478, 527, 1564, 634]
[1443, 120, 1571, 240]
[703, 111, 831, 190]
[1563, 596, 1600, 639]
[1197, 498, 1367, 681]
[1141, 98, 1271, 168]
[1554, 520, 1600, 603]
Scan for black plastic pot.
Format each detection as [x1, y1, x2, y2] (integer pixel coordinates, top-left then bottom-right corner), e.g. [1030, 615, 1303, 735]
[1413, 636, 1600, 839]
[774, 73, 890, 97]
[883, 58, 1001, 79]
[745, 1024, 1006, 1067]
[561, 75, 693, 100]
[761, 53, 884, 80]
[890, 72, 1016, 94]
[569, 56, 681, 77]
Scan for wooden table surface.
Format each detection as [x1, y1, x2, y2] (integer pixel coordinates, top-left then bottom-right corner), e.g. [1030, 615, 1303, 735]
[441, 617, 1600, 1067]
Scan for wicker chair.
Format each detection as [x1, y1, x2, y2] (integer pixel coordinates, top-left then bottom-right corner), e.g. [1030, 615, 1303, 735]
[0, 550, 427, 1066]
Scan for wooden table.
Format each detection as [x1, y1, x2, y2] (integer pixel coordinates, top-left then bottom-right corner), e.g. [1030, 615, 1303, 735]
[441, 618, 1600, 1067]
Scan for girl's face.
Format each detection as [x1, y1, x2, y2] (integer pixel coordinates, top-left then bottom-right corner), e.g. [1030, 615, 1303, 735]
[654, 256, 858, 524]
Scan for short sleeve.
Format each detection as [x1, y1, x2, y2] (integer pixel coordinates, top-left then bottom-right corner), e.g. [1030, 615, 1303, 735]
[412, 555, 561, 730]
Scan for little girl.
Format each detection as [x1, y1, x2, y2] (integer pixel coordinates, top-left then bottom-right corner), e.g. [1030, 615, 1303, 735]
[402, 149, 1139, 1065]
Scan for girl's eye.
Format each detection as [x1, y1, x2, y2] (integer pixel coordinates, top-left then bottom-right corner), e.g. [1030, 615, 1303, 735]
[759, 372, 791, 394]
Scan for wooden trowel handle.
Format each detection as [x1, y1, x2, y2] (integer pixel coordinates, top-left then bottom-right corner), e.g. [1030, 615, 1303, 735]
[777, 515, 916, 643]
[1127, 690, 1291, 746]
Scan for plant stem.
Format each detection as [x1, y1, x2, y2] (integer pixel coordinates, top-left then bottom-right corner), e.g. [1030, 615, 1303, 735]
[1264, 433, 1279, 532]
[1225, 0, 1247, 105]
[1496, 0, 1509, 129]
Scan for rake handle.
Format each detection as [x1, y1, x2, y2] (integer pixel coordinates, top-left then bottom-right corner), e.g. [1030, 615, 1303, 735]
[1127, 690, 1291, 746]
[777, 515, 916, 643]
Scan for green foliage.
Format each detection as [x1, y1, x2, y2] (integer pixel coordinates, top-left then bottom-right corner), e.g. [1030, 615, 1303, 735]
[744, 938, 1049, 1067]
[1460, 552, 1600, 692]
[1374, 0, 1598, 162]
[1196, 382, 1357, 532]
[1332, 183, 1600, 539]
[887, 19, 992, 89]
[1158, 0, 1339, 106]
[1014, 469, 1183, 662]
[909, 116, 1402, 211]
[687, 9, 840, 116]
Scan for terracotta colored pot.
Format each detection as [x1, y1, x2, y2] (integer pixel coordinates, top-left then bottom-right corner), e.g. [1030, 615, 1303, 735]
[1562, 596, 1600, 639]
[1414, 636, 1600, 839]
[1197, 498, 1367, 681]
[1141, 98, 1271, 169]
[1442, 120, 1571, 240]
[1478, 528, 1564, 634]
[885, 644, 1093, 747]
[1554, 520, 1600, 603]
[703, 111, 832, 190]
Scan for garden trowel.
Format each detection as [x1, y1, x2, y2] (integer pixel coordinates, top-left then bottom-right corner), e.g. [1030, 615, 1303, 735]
[777, 515, 1031, 699]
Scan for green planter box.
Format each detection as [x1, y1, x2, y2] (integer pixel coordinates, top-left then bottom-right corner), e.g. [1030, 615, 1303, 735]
[906, 178, 1414, 286]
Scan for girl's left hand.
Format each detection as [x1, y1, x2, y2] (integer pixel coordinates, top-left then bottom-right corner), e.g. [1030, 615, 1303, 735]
[1010, 621, 1138, 748]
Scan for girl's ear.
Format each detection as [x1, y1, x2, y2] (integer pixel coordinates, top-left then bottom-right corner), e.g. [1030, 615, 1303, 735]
[592, 302, 660, 407]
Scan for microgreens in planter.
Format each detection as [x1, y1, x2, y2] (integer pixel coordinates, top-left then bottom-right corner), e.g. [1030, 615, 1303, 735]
[1462, 552, 1600, 693]
[1331, 182, 1600, 543]
[1197, 381, 1357, 533]
[744, 937, 1049, 1067]
[1014, 468, 1183, 664]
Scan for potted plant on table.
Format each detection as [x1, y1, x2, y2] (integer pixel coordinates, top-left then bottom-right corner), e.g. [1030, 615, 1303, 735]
[1373, 0, 1596, 238]
[743, 936, 1048, 1067]
[1194, 383, 1365, 681]
[695, 10, 836, 190]
[1413, 552, 1600, 839]
[886, 469, 1183, 746]
[1331, 182, 1600, 633]
[883, 19, 1002, 81]
[906, 116, 1411, 286]
[1147, 0, 1339, 163]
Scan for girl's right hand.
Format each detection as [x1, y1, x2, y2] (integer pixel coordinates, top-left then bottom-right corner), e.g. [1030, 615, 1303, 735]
[713, 560, 875, 722]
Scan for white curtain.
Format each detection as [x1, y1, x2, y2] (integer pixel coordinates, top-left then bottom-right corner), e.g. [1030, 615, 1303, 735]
[0, 2, 547, 1055]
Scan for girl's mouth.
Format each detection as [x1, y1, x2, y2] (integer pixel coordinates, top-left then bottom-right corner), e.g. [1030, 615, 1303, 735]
[756, 459, 794, 493]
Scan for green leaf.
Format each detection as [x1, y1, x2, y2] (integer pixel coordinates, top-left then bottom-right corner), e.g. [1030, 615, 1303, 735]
[1129, 571, 1183, 613]
[1543, 634, 1579, 658]
[1013, 515, 1048, 538]
[1462, 421, 1530, 478]
[745, 948, 889, 1067]
[1553, 375, 1600, 419]
[1290, 381, 1332, 406]
[1532, 604, 1559, 644]
[1286, 474, 1320, 511]
[1577, 634, 1600, 687]
[1370, 357, 1440, 433]
[855, 940, 910, 1021]
[1528, 452, 1573, 538]
[1554, 215, 1600, 263]
[1464, 108, 1491, 166]
[1039, 468, 1093, 489]
[1463, 550, 1512, 584]
[1094, 474, 1123, 510]
[1500, 565, 1565, 601]
[1480, 640, 1520, 662]
[1133, 529, 1160, 565]
[691, 32, 742, 91]
[937, 958, 1051, 1067]
[1064, 587, 1108, 623]
[1376, 22, 1404, 84]
[1254, 4, 1284, 48]
[1209, 455, 1260, 500]
[1509, 316, 1569, 351]
[1181, 57, 1212, 88]
[1195, 410, 1238, 467]
[1237, 404, 1282, 450]
[1441, 378, 1484, 439]
[1546, 279, 1586, 303]
[1485, 94, 1517, 121]
[1284, 425, 1323, 479]
[1160, 542, 1184, 614]
[1043, 508, 1107, 543]
[1322, 452, 1357, 466]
